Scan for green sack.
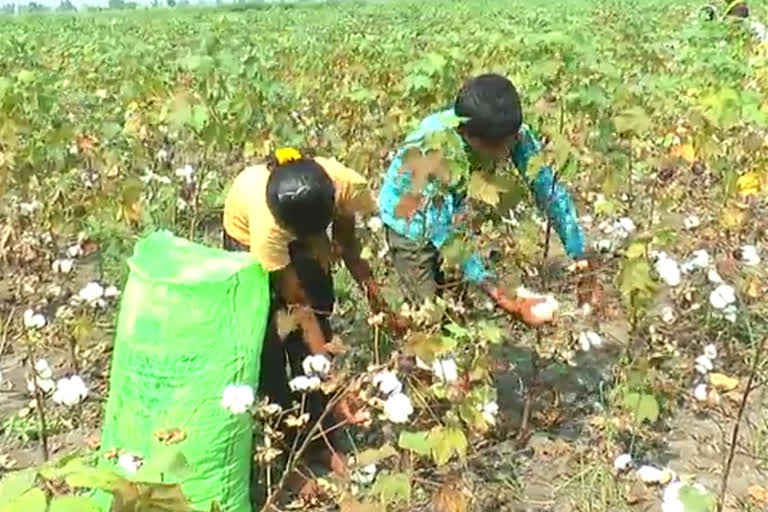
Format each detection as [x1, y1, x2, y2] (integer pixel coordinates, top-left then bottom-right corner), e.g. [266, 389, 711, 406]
[95, 231, 269, 512]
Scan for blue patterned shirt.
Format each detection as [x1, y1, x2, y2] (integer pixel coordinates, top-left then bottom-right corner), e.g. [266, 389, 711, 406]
[378, 108, 585, 284]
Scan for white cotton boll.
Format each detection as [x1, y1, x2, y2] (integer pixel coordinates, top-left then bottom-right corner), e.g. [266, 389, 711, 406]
[52, 259, 74, 274]
[383, 392, 414, 423]
[703, 344, 717, 360]
[481, 401, 499, 426]
[67, 244, 83, 258]
[614, 217, 636, 238]
[683, 215, 701, 230]
[432, 358, 459, 384]
[79, 282, 105, 303]
[351, 463, 377, 485]
[723, 305, 738, 323]
[35, 359, 53, 380]
[372, 371, 403, 397]
[118, 453, 142, 475]
[155, 149, 169, 162]
[694, 384, 708, 402]
[52, 376, 89, 406]
[288, 375, 321, 393]
[636, 465, 666, 484]
[709, 284, 736, 310]
[23, 309, 47, 329]
[302, 355, 331, 379]
[613, 453, 633, 472]
[661, 306, 676, 324]
[695, 355, 714, 374]
[175, 165, 195, 183]
[741, 245, 761, 266]
[661, 482, 686, 512]
[655, 257, 681, 286]
[707, 268, 723, 284]
[688, 250, 709, 270]
[578, 333, 592, 352]
[595, 239, 614, 253]
[221, 384, 255, 414]
[367, 216, 383, 232]
[104, 286, 120, 299]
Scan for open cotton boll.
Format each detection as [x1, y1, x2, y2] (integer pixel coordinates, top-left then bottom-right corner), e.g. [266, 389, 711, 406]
[709, 284, 736, 310]
[52, 259, 74, 274]
[78, 282, 105, 303]
[23, 309, 47, 329]
[578, 333, 592, 352]
[694, 384, 708, 402]
[481, 401, 499, 425]
[118, 453, 143, 475]
[221, 384, 255, 414]
[703, 344, 717, 360]
[302, 354, 331, 379]
[289, 375, 322, 393]
[614, 217, 636, 239]
[432, 358, 459, 384]
[683, 215, 701, 230]
[655, 256, 681, 286]
[660, 306, 676, 324]
[662, 481, 713, 512]
[66, 244, 83, 258]
[351, 462, 378, 485]
[740, 245, 761, 266]
[383, 392, 414, 423]
[613, 453, 633, 472]
[578, 331, 602, 349]
[707, 267, 724, 284]
[688, 250, 710, 270]
[52, 376, 89, 406]
[694, 355, 714, 374]
[636, 465, 673, 484]
[372, 371, 403, 396]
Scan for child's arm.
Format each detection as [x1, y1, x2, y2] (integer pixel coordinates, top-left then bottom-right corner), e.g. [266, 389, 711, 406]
[511, 127, 586, 259]
[333, 214, 409, 332]
[272, 265, 330, 355]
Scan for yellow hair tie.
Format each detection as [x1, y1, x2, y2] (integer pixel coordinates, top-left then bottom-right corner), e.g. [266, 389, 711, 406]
[274, 147, 302, 165]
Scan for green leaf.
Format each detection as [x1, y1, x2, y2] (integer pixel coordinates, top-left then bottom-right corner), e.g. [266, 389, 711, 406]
[15, 70, 35, 84]
[0, 468, 37, 507]
[614, 106, 651, 135]
[625, 242, 646, 259]
[48, 496, 100, 512]
[440, 237, 472, 269]
[428, 426, 468, 466]
[39, 456, 90, 481]
[678, 484, 716, 512]
[356, 444, 398, 467]
[189, 105, 209, 133]
[398, 431, 431, 457]
[65, 467, 123, 492]
[476, 320, 504, 344]
[371, 472, 411, 504]
[134, 449, 193, 482]
[622, 392, 660, 423]
[618, 258, 657, 299]
[0, 488, 46, 512]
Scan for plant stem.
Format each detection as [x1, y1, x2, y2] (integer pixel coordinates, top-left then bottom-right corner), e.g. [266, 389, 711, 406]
[26, 345, 49, 461]
[627, 137, 634, 211]
[717, 313, 767, 512]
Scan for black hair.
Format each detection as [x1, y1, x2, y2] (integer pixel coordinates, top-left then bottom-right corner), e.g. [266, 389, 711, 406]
[265, 158, 335, 237]
[726, 2, 749, 18]
[454, 74, 523, 139]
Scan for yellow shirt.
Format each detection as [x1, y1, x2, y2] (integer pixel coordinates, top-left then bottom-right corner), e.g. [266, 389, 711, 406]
[222, 156, 374, 272]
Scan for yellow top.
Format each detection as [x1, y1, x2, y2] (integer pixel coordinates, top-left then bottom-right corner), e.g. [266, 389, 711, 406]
[222, 156, 374, 271]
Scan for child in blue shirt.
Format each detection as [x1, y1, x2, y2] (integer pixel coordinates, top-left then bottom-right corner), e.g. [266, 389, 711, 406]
[378, 74, 587, 325]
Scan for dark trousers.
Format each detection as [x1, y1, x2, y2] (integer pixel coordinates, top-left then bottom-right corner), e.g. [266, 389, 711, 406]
[223, 231, 337, 450]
